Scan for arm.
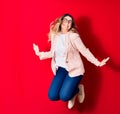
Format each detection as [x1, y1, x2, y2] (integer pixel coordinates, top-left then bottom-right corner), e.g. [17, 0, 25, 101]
[72, 33, 109, 67]
[33, 43, 52, 60]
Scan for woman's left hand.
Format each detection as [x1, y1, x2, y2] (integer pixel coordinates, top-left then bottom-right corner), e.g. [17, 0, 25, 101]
[99, 57, 110, 67]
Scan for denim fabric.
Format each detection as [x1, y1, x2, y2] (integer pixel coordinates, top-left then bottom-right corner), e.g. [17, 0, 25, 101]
[48, 67, 83, 101]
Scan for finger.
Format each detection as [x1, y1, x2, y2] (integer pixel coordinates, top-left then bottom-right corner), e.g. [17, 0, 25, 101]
[33, 46, 38, 52]
[33, 44, 36, 47]
[33, 44, 37, 49]
[106, 57, 110, 61]
[33, 43, 35, 46]
[100, 62, 106, 67]
[33, 45, 37, 49]
[104, 57, 110, 62]
[34, 45, 38, 49]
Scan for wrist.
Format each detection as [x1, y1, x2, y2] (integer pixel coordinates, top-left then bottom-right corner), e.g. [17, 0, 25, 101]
[36, 51, 40, 56]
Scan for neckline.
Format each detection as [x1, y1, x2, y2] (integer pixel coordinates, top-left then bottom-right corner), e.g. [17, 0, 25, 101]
[59, 32, 69, 35]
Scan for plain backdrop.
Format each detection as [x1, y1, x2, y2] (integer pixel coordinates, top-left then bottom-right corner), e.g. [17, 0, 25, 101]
[0, 0, 120, 114]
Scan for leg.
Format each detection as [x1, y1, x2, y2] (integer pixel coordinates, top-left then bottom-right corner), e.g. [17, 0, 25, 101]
[48, 67, 68, 101]
[59, 74, 83, 101]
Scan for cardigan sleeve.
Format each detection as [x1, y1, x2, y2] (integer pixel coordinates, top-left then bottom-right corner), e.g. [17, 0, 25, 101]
[71, 33, 100, 66]
[39, 51, 52, 60]
[39, 34, 55, 60]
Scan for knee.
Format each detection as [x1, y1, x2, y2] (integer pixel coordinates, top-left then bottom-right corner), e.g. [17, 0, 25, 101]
[60, 92, 72, 101]
[48, 91, 59, 101]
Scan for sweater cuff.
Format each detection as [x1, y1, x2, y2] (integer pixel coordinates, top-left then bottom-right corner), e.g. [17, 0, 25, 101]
[39, 52, 45, 60]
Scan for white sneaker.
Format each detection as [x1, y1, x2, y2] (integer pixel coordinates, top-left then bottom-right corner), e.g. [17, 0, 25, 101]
[78, 84, 85, 103]
[68, 94, 77, 109]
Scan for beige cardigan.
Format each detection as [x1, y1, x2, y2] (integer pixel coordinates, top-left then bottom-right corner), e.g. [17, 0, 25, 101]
[40, 32, 100, 77]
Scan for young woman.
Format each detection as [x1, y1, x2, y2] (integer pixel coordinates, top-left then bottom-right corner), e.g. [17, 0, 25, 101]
[33, 14, 109, 109]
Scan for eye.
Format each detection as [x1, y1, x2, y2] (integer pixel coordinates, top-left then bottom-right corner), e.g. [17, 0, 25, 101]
[68, 20, 72, 24]
[63, 18, 67, 22]
[63, 18, 72, 24]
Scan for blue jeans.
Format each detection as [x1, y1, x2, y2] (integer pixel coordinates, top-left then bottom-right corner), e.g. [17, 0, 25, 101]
[48, 67, 83, 101]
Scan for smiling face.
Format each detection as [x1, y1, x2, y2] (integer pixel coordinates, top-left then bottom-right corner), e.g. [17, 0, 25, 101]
[61, 16, 72, 33]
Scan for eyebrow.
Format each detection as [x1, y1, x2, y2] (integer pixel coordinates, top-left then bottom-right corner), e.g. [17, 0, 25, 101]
[64, 17, 72, 21]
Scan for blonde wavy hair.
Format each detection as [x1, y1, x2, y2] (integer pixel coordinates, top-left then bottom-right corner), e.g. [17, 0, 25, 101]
[48, 14, 78, 41]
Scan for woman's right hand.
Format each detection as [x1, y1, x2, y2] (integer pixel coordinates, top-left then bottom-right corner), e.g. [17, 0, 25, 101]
[33, 43, 41, 56]
[33, 43, 45, 60]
